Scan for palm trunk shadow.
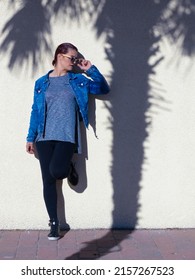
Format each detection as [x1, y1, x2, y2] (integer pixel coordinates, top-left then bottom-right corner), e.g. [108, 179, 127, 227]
[65, 230, 134, 260]
[64, 0, 170, 260]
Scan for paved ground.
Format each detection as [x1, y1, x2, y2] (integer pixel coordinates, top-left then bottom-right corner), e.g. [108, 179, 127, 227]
[0, 229, 195, 260]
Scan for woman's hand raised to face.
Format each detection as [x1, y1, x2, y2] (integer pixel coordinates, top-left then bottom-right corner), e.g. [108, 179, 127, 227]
[77, 59, 92, 71]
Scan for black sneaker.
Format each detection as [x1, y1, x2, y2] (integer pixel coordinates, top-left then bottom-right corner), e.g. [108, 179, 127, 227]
[48, 220, 60, 241]
[68, 163, 79, 186]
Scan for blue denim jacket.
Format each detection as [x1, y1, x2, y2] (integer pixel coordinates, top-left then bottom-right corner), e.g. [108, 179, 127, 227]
[26, 65, 110, 142]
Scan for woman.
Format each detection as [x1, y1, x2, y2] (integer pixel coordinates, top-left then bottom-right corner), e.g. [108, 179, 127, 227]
[26, 43, 110, 240]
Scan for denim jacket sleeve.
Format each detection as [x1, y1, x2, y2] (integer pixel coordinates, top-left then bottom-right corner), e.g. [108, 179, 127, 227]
[85, 65, 110, 94]
[26, 82, 39, 142]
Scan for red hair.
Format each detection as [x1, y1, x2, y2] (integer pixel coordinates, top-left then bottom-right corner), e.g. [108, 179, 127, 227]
[52, 43, 78, 66]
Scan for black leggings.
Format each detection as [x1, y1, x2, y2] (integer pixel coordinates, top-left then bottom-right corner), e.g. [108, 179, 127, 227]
[36, 141, 75, 221]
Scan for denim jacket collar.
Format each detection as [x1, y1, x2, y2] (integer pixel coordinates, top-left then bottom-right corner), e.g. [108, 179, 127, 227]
[43, 70, 78, 83]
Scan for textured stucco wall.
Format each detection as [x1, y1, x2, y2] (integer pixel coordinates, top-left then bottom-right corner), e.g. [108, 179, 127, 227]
[0, 0, 195, 229]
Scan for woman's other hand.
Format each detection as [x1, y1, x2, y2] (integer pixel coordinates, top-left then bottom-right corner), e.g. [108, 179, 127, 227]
[26, 142, 35, 154]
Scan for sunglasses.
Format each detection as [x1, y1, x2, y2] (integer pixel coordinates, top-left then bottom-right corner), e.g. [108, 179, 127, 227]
[61, 54, 79, 64]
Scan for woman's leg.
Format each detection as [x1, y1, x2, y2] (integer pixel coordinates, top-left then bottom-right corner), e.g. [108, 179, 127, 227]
[35, 141, 75, 240]
[35, 141, 75, 221]
[36, 141, 58, 221]
[49, 141, 76, 180]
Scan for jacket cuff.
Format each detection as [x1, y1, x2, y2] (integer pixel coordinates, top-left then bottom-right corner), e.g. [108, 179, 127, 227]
[85, 65, 98, 75]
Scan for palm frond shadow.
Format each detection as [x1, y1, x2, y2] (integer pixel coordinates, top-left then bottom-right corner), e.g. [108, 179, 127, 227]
[0, 0, 52, 73]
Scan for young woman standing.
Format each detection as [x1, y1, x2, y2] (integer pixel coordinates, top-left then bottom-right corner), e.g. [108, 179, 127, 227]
[26, 43, 110, 240]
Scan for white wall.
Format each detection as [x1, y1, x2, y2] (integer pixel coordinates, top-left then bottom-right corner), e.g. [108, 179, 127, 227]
[0, 0, 195, 229]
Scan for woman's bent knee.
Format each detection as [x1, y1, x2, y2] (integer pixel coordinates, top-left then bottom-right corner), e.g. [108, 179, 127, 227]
[50, 168, 69, 180]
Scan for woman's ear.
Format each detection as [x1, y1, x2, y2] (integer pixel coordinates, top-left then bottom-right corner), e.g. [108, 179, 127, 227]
[57, 53, 63, 61]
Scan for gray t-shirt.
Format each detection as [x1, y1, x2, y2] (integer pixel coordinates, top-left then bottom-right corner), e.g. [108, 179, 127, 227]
[36, 74, 81, 152]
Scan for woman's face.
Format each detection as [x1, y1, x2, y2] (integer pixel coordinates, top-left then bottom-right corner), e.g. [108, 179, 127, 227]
[58, 48, 78, 71]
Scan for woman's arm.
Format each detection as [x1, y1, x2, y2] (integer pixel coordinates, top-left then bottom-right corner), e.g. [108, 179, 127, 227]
[77, 59, 110, 95]
[26, 82, 39, 143]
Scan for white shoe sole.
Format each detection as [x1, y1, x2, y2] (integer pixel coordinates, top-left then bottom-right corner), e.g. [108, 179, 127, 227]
[48, 236, 60, 241]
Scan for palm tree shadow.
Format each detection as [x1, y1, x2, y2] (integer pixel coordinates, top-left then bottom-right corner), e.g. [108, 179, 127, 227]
[65, 0, 169, 260]
[65, 0, 195, 259]
[0, 0, 52, 74]
[65, 230, 135, 260]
